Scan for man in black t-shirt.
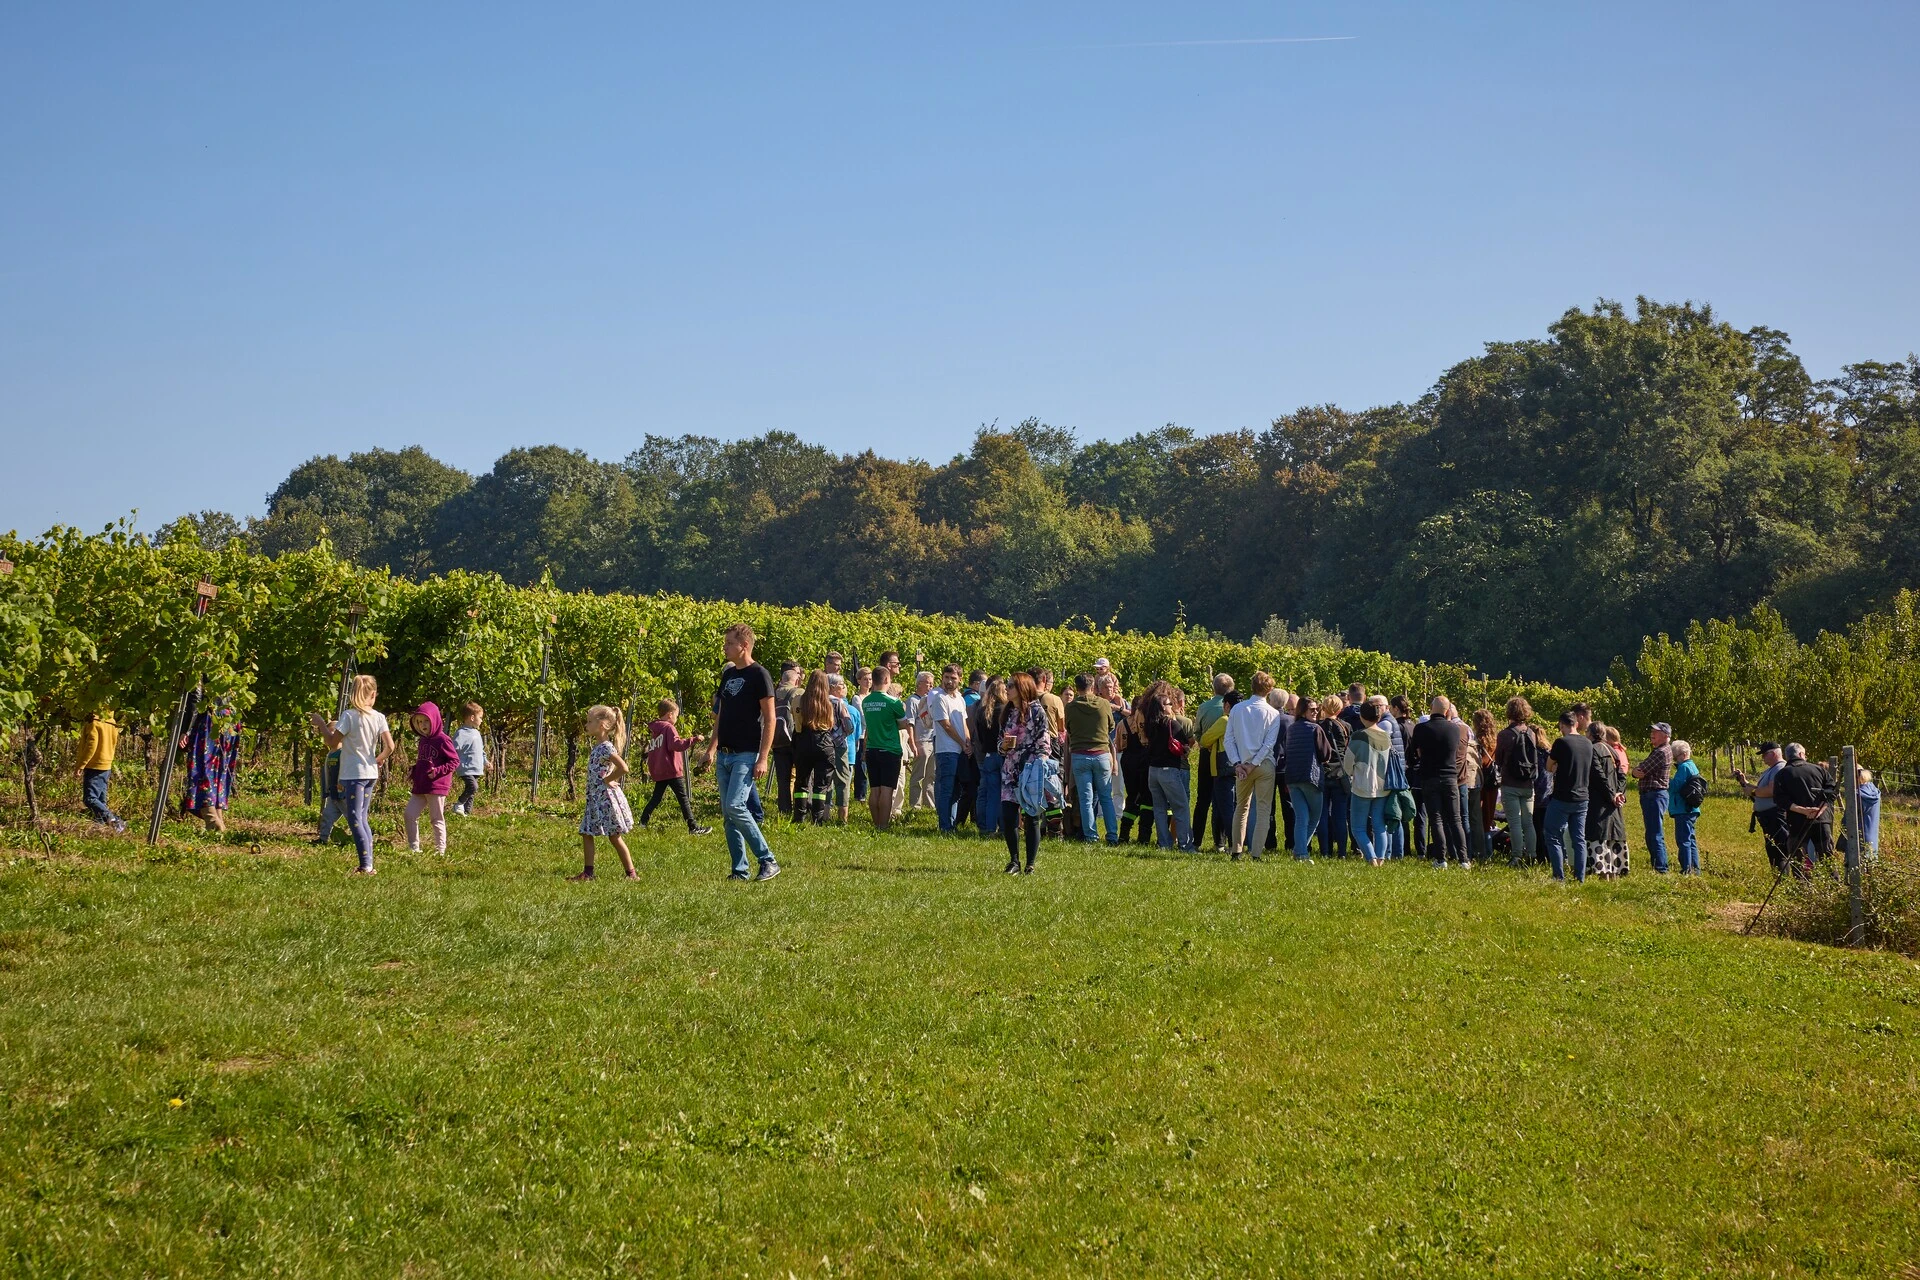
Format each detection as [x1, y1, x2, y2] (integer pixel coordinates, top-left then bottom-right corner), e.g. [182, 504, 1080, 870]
[708, 623, 780, 882]
[1409, 696, 1468, 867]
[1543, 710, 1593, 882]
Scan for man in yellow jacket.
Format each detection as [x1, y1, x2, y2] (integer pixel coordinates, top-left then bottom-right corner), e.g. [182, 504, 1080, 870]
[75, 712, 127, 833]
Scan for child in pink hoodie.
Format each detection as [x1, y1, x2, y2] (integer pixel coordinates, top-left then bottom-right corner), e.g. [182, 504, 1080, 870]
[405, 701, 460, 854]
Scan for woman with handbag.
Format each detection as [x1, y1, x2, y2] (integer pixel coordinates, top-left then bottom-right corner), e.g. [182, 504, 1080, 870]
[1141, 681, 1197, 851]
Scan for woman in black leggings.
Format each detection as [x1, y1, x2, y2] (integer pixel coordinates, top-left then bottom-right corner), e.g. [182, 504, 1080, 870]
[997, 672, 1051, 873]
[790, 671, 840, 825]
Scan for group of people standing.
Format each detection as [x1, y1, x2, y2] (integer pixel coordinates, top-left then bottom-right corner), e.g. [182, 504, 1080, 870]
[701, 643, 1734, 885]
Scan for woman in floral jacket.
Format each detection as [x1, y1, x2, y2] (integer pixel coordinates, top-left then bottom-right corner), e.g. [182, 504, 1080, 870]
[998, 672, 1053, 875]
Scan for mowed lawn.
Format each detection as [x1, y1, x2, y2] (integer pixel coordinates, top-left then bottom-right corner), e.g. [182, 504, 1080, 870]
[2, 782, 1917, 1278]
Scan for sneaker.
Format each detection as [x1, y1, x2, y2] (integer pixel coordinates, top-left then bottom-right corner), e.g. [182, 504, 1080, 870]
[1004, 861, 1021, 874]
[110, 819, 128, 834]
[407, 843, 422, 854]
[1461, 860, 1473, 871]
[755, 861, 782, 882]
[689, 825, 713, 835]
[726, 870, 751, 881]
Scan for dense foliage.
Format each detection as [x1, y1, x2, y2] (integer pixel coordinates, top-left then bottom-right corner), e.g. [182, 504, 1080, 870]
[1600, 591, 1920, 769]
[202, 299, 1920, 687]
[0, 533, 1567, 743]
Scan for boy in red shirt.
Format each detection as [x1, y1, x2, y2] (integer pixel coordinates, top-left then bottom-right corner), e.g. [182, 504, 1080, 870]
[639, 698, 711, 834]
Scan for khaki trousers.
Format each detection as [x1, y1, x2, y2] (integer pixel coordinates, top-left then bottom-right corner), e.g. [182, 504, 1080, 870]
[908, 742, 937, 811]
[1233, 762, 1276, 854]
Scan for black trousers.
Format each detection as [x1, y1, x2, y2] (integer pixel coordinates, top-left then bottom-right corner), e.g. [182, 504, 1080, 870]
[1420, 778, 1468, 863]
[956, 755, 980, 828]
[1001, 801, 1040, 867]
[1756, 808, 1791, 873]
[640, 777, 696, 828]
[1265, 772, 1296, 852]
[771, 745, 796, 814]
[792, 736, 835, 824]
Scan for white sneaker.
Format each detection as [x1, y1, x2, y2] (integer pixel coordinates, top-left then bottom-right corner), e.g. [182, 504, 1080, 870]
[408, 843, 422, 853]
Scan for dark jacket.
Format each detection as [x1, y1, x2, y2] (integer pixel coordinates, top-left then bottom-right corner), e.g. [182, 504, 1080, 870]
[1774, 759, 1834, 823]
[1283, 718, 1330, 786]
[1408, 717, 1463, 784]
[408, 701, 460, 796]
[1144, 714, 1194, 770]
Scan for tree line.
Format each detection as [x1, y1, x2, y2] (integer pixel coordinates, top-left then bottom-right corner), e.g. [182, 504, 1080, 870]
[160, 297, 1920, 688]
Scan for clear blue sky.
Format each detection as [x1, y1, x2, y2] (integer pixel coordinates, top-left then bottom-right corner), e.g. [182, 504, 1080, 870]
[4, 1, 1915, 536]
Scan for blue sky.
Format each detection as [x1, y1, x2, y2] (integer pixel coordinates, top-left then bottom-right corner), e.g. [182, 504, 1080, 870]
[3, 1, 1915, 535]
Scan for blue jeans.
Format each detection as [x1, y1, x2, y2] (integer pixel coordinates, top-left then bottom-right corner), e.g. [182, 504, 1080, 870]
[1544, 795, 1589, 882]
[342, 778, 377, 870]
[1288, 783, 1323, 859]
[1349, 793, 1390, 861]
[977, 754, 1002, 836]
[1672, 809, 1700, 874]
[1148, 767, 1191, 849]
[1072, 753, 1119, 842]
[934, 750, 963, 832]
[1319, 779, 1350, 857]
[82, 769, 118, 825]
[1640, 790, 1670, 872]
[1211, 771, 1236, 849]
[717, 751, 775, 876]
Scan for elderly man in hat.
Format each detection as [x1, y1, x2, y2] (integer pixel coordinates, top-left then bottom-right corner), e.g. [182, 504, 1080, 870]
[1632, 721, 1674, 873]
[1733, 741, 1788, 873]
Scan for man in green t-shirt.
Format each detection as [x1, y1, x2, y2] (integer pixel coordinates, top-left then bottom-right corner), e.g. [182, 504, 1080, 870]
[861, 683, 912, 831]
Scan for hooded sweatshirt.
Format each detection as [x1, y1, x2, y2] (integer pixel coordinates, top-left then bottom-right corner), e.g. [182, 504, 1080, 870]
[645, 717, 696, 783]
[408, 702, 460, 796]
[1342, 723, 1395, 799]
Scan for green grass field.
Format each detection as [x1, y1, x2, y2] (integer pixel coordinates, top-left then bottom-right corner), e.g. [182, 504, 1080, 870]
[2, 773, 1917, 1277]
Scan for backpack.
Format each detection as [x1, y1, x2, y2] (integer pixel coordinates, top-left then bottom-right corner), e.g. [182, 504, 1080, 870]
[1502, 728, 1538, 785]
[1678, 769, 1708, 810]
[772, 686, 795, 748]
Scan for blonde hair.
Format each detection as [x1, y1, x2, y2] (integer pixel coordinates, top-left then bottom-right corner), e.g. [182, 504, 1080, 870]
[586, 704, 627, 753]
[1319, 694, 1343, 720]
[347, 674, 378, 713]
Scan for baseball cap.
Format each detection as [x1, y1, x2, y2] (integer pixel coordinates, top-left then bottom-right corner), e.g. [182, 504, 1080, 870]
[1093, 657, 1111, 670]
[1650, 722, 1672, 734]
[1757, 740, 1780, 754]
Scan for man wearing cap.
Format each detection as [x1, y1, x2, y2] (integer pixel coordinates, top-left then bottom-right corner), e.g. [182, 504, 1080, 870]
[1734, 742, 1789, 873]
[1632, 722, 1674, 873]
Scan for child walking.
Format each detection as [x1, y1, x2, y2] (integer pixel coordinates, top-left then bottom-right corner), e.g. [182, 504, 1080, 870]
[572, 705, 638, 880]
[75, 709, 127, 833]
[404, 701, 459, 854]
[452, 702, 487, 815]
[639, 698, 710, 833]
[309, 675, 394, 874]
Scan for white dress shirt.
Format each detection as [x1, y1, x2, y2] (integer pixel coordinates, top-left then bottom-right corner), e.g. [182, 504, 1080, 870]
[1224, 696, 1281, 768]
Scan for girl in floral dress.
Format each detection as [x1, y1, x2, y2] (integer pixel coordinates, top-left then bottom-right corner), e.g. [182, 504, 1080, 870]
[571, 705, 637, 881]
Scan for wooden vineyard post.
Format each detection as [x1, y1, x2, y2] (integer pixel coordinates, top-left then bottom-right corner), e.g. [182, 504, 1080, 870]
[1842, 746, 1863, 947]
[530, 615, 553, 802]
[146, 578, 218, 845]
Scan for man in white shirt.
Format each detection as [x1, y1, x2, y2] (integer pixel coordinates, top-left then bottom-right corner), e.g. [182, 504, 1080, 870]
[1225, 670, 1283, 859]
[928, 664, 972, 833]
[905, 670, 937, 813]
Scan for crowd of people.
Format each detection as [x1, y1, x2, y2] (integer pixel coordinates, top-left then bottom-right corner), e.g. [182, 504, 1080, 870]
[625, 624, 1879, 884]
[69, 620, 1883, 885]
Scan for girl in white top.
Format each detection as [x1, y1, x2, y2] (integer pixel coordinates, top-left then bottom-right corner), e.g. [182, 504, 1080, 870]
[308, 674, 394, 874]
